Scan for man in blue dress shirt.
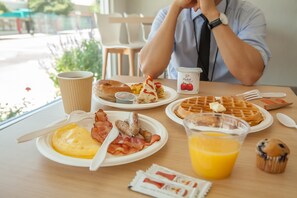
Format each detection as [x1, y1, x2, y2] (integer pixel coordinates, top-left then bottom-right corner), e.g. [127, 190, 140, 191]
[139, 0, 271, 85]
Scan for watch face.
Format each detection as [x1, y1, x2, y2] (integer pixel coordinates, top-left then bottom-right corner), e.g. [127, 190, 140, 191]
[220, 13, 228, 25]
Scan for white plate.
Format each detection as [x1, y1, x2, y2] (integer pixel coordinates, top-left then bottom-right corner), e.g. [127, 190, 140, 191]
[92, 84, 178, 110]
[36, 111, 168, 167]
[165, 97, 273, 133]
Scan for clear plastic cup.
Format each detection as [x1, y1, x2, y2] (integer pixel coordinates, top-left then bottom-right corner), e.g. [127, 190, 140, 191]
[183, 113, 250, 179]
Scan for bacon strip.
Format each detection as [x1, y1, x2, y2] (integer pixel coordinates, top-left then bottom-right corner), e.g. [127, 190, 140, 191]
[91, 109, 161, 155]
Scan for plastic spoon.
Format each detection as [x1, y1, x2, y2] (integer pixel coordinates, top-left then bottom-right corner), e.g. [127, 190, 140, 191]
[276, 113, 297, 129]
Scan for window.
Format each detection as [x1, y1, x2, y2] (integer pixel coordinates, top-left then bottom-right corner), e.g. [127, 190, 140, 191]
[0, 0, 107, 127]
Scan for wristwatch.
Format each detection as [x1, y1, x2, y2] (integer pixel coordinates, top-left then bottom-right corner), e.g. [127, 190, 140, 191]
[208, 13, 228, 30]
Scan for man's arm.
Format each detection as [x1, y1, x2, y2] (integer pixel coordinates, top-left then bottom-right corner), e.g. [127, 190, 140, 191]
[200, 0, 265, 85]
[140, 0, 198, 78]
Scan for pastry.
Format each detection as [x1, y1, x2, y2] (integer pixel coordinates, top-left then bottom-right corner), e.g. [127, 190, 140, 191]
[256, 138, 290, 174]
[137, 76, 158, 104]
[93, 80, 131, 102]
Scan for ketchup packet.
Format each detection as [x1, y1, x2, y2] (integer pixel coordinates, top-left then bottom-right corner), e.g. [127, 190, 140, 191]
[146, 164, 211, 190]
[129, 164, 212, 198]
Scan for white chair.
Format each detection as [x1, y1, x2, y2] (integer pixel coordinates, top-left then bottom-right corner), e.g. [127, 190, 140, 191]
[123, 13, 147, 76]
[95, 13, 143, 79]
[140, 13, 152, 42]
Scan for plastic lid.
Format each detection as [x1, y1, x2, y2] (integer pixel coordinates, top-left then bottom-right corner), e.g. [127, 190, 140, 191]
[115, 92, 136, 104]
[176, 67, 202, 73]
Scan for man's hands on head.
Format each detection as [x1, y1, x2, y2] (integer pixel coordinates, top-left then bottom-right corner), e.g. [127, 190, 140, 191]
[172, 0, 221, 21]
[172, 0, 198, 12]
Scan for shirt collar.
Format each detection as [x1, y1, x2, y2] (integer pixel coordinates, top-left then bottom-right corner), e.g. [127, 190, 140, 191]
[190, 0, 227, 20]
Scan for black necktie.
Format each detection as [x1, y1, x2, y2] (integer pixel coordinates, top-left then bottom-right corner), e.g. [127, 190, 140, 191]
[197, 14, 210, 81]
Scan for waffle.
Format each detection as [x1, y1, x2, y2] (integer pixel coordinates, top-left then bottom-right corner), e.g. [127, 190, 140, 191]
[175, 96, 264, 126]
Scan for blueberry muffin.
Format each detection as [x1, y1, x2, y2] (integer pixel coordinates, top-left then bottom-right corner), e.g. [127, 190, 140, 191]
[256, 138, 290, 174]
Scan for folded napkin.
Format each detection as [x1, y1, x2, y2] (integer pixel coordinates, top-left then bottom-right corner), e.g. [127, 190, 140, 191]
[260, 98, 293, 111]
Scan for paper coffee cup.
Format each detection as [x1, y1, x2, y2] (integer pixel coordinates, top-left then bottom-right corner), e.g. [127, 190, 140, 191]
[57, 71, 93, 114]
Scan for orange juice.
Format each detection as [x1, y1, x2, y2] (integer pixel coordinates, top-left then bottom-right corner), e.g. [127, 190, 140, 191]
[188, 132, 241, 179]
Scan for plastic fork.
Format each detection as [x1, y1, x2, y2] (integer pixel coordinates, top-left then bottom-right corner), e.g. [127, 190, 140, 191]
[236, 89, 286, 101]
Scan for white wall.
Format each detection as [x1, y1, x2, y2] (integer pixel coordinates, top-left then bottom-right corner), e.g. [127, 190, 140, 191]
[247, 0, 297, 87]
[114, 0, 297, 87]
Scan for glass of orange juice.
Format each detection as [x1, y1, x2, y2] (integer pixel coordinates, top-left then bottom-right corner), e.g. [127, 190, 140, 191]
[183, 113, 250, 180]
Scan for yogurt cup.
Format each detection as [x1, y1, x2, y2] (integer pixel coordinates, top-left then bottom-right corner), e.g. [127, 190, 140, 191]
[115, 92, 136, 104]
[176, 67, 202, 94]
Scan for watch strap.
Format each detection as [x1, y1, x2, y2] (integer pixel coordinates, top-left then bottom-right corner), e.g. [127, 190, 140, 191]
[208, 18, 222, 30]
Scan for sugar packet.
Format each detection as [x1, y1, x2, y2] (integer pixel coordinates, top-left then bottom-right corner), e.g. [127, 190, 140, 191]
[129, 164, 212, 198]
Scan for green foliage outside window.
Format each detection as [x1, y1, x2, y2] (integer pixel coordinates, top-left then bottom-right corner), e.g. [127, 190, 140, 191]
[51, 38, 102, 87]
[0, 2, 9, 14]
[41, 32, 102, 88]
[28, 0, 73, 15]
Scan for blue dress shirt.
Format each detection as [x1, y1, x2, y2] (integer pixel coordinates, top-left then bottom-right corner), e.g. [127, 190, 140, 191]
[148, 0, 271, 83]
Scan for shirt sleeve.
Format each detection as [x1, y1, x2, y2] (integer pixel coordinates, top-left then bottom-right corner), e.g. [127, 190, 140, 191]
[236, 2, 272, 67]
[147, 7, 169, 42]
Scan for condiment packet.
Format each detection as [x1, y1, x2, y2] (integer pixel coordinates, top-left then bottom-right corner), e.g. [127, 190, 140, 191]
[146, 164, 211, 192]
[129, 171, 198, 198]
[129, 164, 212, 198]
[260, 98, 293, 111]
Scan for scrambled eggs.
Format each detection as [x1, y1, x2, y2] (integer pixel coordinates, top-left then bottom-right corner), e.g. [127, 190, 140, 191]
[52, 123, 100, 159]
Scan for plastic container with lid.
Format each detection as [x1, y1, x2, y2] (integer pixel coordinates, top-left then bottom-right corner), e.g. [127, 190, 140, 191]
[115, 92, 136, 104]
[176, 67, 202, 94]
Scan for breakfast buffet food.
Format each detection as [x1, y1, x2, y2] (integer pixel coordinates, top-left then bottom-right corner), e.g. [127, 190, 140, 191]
[115, 112, 140, 137]
[137, 76, 159, 104]
[93, 80, 132, 102]
[51, 109, 161, 159]
[91, 109, 161, 155]
[52, 123, 100, 159]
[94, 77, 165, 104]
[130, 81, 165, 99]
[175, 96, 264, 126]
[256, 138, 290, 174]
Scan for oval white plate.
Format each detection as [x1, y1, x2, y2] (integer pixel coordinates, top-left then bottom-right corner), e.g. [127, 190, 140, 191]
[92, 84, 178, 110]
[36, 111, 168, 167]
[165, 97, 273, 133]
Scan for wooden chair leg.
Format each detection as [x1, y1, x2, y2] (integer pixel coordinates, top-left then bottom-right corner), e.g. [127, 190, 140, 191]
[102, 48, 109, 79]
[128, 49, 135, 76]
[117, 53, 122, 75]
[136, 53, 140, 77]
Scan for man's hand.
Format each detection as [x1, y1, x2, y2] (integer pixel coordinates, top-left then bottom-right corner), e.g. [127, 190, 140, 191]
[197, 0, 220, 21]
[173, 0, 221, 21]
[172, 0, 199, 11]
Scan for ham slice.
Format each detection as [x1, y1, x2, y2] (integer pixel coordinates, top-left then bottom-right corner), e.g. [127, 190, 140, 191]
[91, 109, 161, 155]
